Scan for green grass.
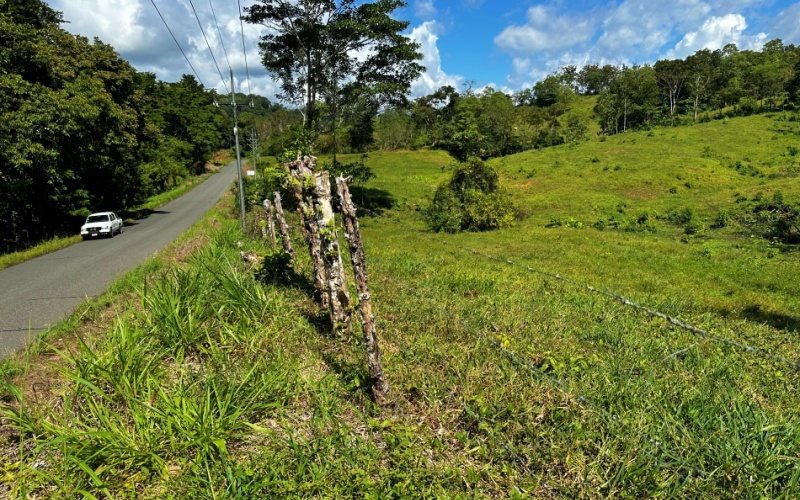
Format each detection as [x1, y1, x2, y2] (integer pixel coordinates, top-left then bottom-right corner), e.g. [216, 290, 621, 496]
[3, 113, 800, 497]
[0, 235, 82, 270]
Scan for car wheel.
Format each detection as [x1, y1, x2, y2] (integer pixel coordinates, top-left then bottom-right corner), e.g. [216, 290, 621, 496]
[109, 227, 114, 238]
[119, 224, 123, 234]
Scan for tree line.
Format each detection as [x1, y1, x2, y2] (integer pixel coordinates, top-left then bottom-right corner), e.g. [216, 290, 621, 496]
[310, 39, 799, 160]
[0, 0, 293, 251]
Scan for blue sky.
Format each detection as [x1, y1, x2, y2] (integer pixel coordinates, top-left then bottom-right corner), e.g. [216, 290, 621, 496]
[46, 0, 800, 101]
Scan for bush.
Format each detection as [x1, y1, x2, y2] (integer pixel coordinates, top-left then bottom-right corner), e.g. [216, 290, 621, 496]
[425, 157, 518, 233]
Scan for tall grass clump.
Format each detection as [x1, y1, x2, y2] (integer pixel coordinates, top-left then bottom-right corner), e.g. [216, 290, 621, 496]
[1, 210, 304, 497]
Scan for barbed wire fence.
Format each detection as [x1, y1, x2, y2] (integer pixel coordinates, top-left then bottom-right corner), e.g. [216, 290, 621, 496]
[255, 183, 799, 486]
[375, 265, 709, 480]
[362, 208, 800, 374]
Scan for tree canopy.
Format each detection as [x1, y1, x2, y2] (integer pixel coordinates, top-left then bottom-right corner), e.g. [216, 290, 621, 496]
[243, 0, 424, 152]
[0, 0, 231, 251]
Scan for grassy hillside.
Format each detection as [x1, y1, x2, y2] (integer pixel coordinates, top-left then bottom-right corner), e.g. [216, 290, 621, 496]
[2, 114, 800, 497]
[339, 112, 800, 325]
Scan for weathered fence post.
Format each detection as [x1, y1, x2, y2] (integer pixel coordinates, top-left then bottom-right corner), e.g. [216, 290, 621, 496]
[262, 199, 277, 248]
[286, 152, 328, 308]
[272, 192, 294, 262]
[313, 171, 352, 336]
[336, 176, 388, 401]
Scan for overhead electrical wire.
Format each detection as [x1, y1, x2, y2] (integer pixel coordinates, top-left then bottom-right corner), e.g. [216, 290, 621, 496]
[149, 0, 205, 86]
[207, 0, 232, 72]
[187, 0, 230, 94]
[237, 0, 254, 97]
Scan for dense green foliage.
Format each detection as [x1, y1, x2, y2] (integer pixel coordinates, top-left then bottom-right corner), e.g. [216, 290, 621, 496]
[0, 0, 230, 251]
[243, 0, 424, 161]
[425, 157, 517, 232]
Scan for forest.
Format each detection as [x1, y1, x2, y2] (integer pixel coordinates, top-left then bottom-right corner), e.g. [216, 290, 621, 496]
[0, 0, 299, 252]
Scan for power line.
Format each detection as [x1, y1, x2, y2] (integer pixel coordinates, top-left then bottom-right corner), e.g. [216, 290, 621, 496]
[207, 0, 232, 71]
[187, 0, 229, 94]
[149, 0, 205, 86]
[237, 0, 253, 97]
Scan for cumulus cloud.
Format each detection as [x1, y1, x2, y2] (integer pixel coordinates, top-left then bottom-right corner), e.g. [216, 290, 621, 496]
[596, 0, 711, 56]
[47, 0, 278, 98]
[414, 0, 437, 19]
[668, 13, 767, 58]
[407, 21, 463, 96]
[52, 0, 155, 53]
[494, 5, 595, 55]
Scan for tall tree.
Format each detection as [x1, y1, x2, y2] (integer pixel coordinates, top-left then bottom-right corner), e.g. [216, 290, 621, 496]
[686, 49, 719, 121]
[243, 0, 424, 156]
[655, 59, 688, 125]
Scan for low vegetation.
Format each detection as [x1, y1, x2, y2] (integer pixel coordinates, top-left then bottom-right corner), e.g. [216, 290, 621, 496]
[2, 112, 800, 497]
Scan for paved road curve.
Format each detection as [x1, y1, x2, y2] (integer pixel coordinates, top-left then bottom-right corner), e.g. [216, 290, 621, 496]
[0, 161, 238, 359]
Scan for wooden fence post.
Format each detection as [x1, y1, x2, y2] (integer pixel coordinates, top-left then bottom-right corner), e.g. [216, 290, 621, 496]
[313, 171, 352, 336]
[272, 192, 294, 262]
[286, 152, 328, 308]
[336, 176, 388, 402]
[263, 199, 277, 248]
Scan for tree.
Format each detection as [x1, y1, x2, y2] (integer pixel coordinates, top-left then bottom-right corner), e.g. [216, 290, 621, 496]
[243, 0, 424, 157]
[425, 157, 517, 233]
[686, 49, 719, 121]
[655, 59, 688, 125]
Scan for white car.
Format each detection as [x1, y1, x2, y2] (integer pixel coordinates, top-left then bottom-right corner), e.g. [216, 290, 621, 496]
[81, 212, 123, 239]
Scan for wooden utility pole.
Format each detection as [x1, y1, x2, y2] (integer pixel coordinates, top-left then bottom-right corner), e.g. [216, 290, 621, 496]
[313, 172, 352, 336]
[336, 176, 388, 401]
[273, 192, 294, 262]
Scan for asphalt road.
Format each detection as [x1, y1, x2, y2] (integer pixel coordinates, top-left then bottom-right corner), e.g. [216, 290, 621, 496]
[0, 161, 238, 359]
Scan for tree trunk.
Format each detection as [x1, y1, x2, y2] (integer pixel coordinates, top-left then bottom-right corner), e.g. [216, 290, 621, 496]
[286, 152, 328, 307]
[335, 176, 388, 402]
[313, 171, 352, 336]
[272, 192, 294, 262]
[263, 199, 277, 247]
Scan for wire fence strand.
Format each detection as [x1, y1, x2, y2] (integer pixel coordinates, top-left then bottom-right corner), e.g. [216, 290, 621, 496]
[374, 264, 709, 479]
[364, 208, 800, 373]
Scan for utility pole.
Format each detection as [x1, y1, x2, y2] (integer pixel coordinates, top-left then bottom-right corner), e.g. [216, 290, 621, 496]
[249, 129, 259, 180]
[216, 69, 251, 232]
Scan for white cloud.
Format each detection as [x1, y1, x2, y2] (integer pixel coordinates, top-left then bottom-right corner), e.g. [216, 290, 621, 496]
[414, 0, 437, 19]
[53, 0, 154, 52]
[408, 21, 463, 96]
[494, 5, 595, 54]
[668, 13, 767, 58]
[46, 0, 279, 99]
[596, 0, 712, 56]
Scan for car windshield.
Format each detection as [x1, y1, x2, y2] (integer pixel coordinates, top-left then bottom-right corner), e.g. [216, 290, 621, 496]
[86, 214, 109, 223]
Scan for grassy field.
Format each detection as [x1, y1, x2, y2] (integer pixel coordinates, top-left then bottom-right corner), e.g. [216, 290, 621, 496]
[2, 114, 800, 497]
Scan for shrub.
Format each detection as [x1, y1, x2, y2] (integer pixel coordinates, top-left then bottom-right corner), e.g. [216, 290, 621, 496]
[713, 210, 730, 228]
[425, 157, 518, 233]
